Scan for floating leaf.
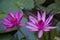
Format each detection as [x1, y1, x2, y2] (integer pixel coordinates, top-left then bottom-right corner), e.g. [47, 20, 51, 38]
[50, 30, 56, 40]
[35, 0, 46, 5]
[0, 14, 7, 19]
[56, 22, 60, 33]
[46, 3, 57, 14]
[15, 0, 34, 10]
[0, 31, 17, 40]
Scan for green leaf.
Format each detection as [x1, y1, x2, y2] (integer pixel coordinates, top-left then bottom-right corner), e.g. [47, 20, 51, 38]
[0, 0, 19, 13]
[57, 22, 60, 32]
[46, 3, 57, 14]
[55, 0, 60, 4]
[15, 34, 19, 40]
[0, 0, 34, 12]
[50, 30, 56, 40]
[56, 22, 60, 37]
[0, 32, 15, 40]
[0, 35, 12, 40]
[15, 0, 34, 10]
[46, 1, 60, 14]
[0, 13, 7, 19]
[46, 0, 60, 14]
[56, 11, 60, 14]
[56, 22, 60, 33]
[20, 37, 26, 40]
[55, 0, 60, 14]
[44, 32, 49, 40]
[35, 0, 46, 5]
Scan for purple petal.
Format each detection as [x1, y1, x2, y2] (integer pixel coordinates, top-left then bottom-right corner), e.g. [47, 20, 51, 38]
[47, 26, 57, 29]
[45, 15, 54, 25]
[2, 22, 10, 26]
[26, 26, 38, 31]
[29, 16, 38, 24]
[3, 18, 11, 23]
[16, 11, 20, 20]
[8, 12, 15, 18]
[27, 22, 38, 28]
[2, 22, 13, 28]
[37, 11, 41, 21]
[38, 30, 43, 38]
[29, 30, 38, 32]
[42, 11, 46, 22]
[5, 28, 12, 32]
[6, 25, 13, 28]
[19, 24, 25, 26]
[44, 26, 50, 31]
[7, 24, 13, 28]
[16, 11, 24, 21]
[44, 29, 50, 32]
[19, 13, 24, 21]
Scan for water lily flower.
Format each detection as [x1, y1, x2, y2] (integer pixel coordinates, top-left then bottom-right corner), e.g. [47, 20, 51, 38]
[26, 11, 57, 38]
[3, 11, 24, 32]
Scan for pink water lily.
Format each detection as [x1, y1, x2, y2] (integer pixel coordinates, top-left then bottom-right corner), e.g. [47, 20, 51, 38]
[26, 11, 57, 38]
[3, 11, 24, 32]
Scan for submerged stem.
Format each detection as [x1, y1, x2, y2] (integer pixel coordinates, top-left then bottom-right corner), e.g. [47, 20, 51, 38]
[48, 32, 51, 40]
[43, 33, 46, 40]
[19, 28, 27, 38]
[19, 27, 31, 40]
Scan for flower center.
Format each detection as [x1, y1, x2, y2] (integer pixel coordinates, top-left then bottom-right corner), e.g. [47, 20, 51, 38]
[10, 18, 20, 27]
[11, 18, 18, 25]
[13, 18, 17, 23]
[38, 20, 44, 30]
[38, 20, 43, 25]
